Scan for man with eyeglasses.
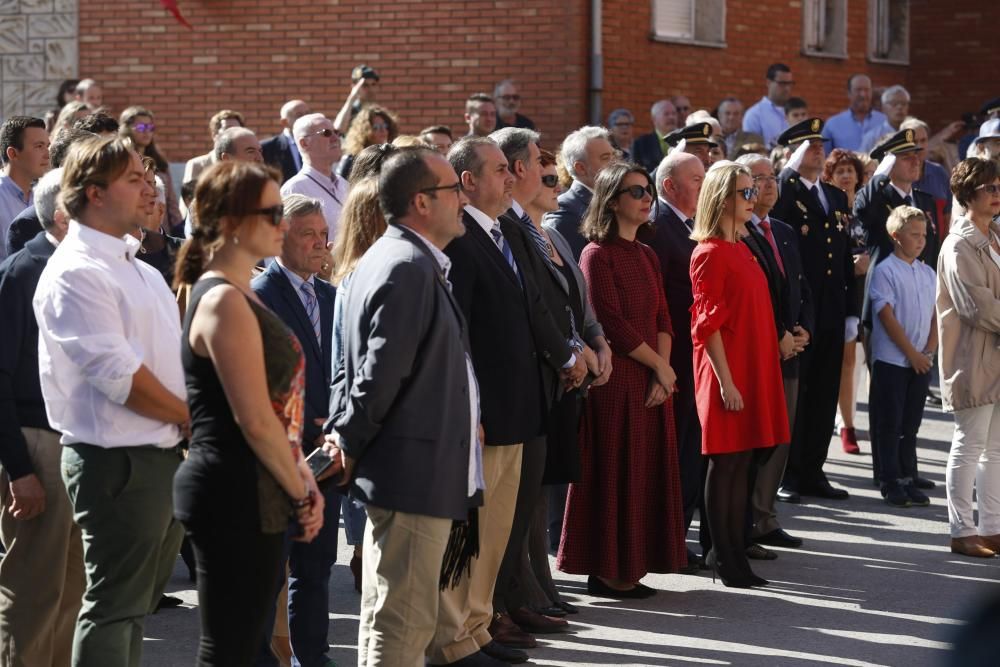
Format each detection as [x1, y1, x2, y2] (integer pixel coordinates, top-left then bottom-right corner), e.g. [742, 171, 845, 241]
[744, 63, 795, 149]
[494, 80, 536, 131]
[281, 113, 347, 249]
[421, 125, 455, 156]
[606, 108, 634, 160]
[772, 118, 856, 503]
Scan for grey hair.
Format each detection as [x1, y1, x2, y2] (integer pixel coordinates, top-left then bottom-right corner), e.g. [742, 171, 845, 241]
[213, 127, 256, 160]
[607, 108, 634, 126]
[74, 78, 98, 94]
[493, 78, 516, 97]
[560, 126, 610, 181]
[489, 127, 539, 172]
[282, 193, 323, 220]
[882, 85, 911, 104]
[153, 175, 166, 205]
[735, 153, 772, 171]
[292, 113, 327, 141]
[654, 151, 699, 198]
[650, 99, 674, 118]
[448, 136, 497, 178]
[36, 167, 64, 230]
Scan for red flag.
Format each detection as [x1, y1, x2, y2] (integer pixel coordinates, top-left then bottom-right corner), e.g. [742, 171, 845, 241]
[160, 0, 193, 29]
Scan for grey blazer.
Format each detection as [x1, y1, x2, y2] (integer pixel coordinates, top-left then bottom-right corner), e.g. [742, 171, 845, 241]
[545, 226, 604, 345]
[328, 224, 475, 520]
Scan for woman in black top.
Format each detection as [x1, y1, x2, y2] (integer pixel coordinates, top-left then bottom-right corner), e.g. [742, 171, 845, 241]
[172, 161, 324, 666]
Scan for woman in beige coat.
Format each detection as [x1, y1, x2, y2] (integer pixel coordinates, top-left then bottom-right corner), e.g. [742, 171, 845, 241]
[937, 157, 1000, 558]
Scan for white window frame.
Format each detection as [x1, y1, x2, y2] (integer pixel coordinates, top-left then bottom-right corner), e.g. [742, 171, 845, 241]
[801, 0, 848, 59]
[867, 0, 910, 65]
[651, 0, 727, 48]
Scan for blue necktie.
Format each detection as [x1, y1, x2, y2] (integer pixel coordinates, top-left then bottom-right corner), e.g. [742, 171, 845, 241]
[490, 224, 520, 281]
[300, 280, 321, 343]
[517, 212, 557, 272]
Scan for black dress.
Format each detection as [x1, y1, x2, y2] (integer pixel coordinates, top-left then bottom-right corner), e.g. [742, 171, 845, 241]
[173, 276, 306, 667]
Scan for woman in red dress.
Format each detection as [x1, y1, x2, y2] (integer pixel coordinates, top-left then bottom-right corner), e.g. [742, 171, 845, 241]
[557, 162, 687, 598]
[690, 161, 789, 588]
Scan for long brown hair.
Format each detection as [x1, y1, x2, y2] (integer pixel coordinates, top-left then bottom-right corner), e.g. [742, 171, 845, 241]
[172, 160, 281, 289]
[343, 105, 399, 156]
[580, 161, 653, 244]
[331, 177, 387, 285]
[119, 105, 169, 172]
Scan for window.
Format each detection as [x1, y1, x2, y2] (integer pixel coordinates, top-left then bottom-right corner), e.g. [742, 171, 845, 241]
[801, 0, 847, 58]
[652, 0, 726, 47]
[868, 0, 910, 64]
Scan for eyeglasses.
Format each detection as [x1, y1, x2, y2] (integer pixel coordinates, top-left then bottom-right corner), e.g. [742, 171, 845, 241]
[133, 122, 155, 132]
[753, 175, 778, 184]
[541, 174, 559, 188]
[771, 79, 796, 87]
[613, 121, 634, 128]
[254, 205, 284, 226]
[419, 182, 462, 197]
[616, 184, 654, 200]
[978, 184, 1000, 194]
[498, 94, 520, 102]
[737, 187, 760, 201]
[371, 122, 389, 131]
[309, 128, 340, 139]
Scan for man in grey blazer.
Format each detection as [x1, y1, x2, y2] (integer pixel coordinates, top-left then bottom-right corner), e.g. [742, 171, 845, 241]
[325, 147, 480, 666]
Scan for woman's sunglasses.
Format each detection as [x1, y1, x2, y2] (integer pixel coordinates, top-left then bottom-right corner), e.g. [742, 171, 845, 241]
[254, 205, 284, 226]
[541, 174, 559, 188]
[737, 187, 759, 201]
[616, 184, 654, 200]
[133, 122, 155, 133]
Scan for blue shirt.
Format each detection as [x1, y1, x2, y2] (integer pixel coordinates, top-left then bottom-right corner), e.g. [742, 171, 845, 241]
[869, 253, 936, 367]
[743, 96, 787, 149]
[822, 108, 889, 153]
[0, 174, 32, 262]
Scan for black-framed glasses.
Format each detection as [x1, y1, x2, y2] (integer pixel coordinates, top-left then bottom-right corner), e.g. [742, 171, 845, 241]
[254, 205, 284, 226]
[541, 174, 559, 188]
[977, 184, 1000, 194]
[419, 182, 462, 197]
[616, 184, 654, 200]
[737, 187, 759, 201]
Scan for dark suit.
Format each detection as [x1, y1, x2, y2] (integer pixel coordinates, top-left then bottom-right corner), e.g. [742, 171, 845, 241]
[260, 132, 300, 184]
[741, 224, 786, 341]
[773, 168, 857, 492]
[631, 132, 666, 176]
[3, 205, 42, 257]
[542, 180, 592, 261]
[856, 174, 940, 270]
[251, 260, 337, 666]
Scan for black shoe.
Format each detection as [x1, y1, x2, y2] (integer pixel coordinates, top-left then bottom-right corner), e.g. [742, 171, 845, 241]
[555, 599, 579, 614]
[704, 550, 755, 589]
[449, 647, 516, 666]
[155, 594, 183, 612]
[776, 486, 801, 503]
[882, 481, 911, 507]
[800, 481, 849, 500]
[746, 543, 778, 560]
[926, 394, 943, 407]
[757, 528, 803, 548]
[904, 483, 931, 507]
[480, 641, 528, 664]
[679, 547, 702, 574]
[536, 605, 567, 617]
[586, 575, 651, 599]
[632, 582, 658, 598]
[914, 476, 936, 490]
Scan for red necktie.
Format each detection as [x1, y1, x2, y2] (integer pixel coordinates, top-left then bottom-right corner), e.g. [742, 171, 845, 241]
[759, 218, 785, 276]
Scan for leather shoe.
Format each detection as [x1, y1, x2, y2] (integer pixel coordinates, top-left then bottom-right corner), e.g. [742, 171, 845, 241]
[757, 528, 803, 548]
[776, 486, 801, 503]
[586, 575, 651, 599]
[509, 605, 568, 634]
[746, 543, 778, 560]
[914, 476, 936, 490]
[555, 598, 579, 614]
[800, 481, 849, 500]
[537, 604, 567, 617]
[480, 641, 528, 664]
[978, 534, 1000, 553]
[447, 647, 516, 666]
[487, 613, 536, 649]
[951, 536, 997, 559]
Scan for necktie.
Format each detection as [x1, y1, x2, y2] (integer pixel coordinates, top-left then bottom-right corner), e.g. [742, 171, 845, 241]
[300, 280, 321, 343]
[517, 212, 557, 271]
[902, 194, 912, 206]
[759, 218, 785, 276]
[810, 184, 827, 213]
[490, 224, 520, 281]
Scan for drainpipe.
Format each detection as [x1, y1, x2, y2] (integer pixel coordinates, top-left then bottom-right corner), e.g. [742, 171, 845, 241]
[589, 0, 602, 126]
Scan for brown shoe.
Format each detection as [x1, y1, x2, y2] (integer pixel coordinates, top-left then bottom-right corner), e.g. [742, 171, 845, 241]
[509, 606, 569, 634]
[978, 534, 1000, 553]
[951, 536, 997, 558]
[488, 612, 537, 649]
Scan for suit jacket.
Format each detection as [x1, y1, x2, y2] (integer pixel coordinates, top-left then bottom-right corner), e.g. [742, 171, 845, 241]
[329, 224, 473, 520]
[631, 132, 665, 176]
[855, 174, 940, 269]
[741, 223, 786, 340]
[773, 168, 858, 332]
[766, 216, 815, 378]
[4, 205, 41, 257]
[251, 261, 334, 452]
[542, 180, 592, 261]
[182, 151, 215, 186]
[724, 130, 765, 159]
[261, 132, 300, 183]
[446, 210, 572, 446]
[0, 232, 55, 481]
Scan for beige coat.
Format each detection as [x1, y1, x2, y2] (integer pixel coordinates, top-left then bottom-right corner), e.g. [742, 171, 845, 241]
[936, 216, 1000, 411]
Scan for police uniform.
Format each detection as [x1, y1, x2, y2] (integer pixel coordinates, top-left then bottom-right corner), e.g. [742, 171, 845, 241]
[772, 118, 857, 499]
[664, 122, 718, 169]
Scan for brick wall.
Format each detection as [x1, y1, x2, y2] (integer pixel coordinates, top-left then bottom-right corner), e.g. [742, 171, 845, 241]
[78, 0, 588, 161]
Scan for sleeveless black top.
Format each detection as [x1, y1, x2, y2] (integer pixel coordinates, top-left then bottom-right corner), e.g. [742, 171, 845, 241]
[173, 276, 305, 534]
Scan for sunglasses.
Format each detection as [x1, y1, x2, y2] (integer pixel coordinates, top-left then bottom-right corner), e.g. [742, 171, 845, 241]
[498, 94, 521, 102]
[737, 187, 759, 201]
[133, 122, 155, 132]
[541, 174, 559, 188]
[419, 182, 462, 197]
[254, 205, 284, 226]
[616, 184, 654, 200]
[309, 128, 340, 139]
[371, 122, 389, 131]
[977, 184, 1000, 194]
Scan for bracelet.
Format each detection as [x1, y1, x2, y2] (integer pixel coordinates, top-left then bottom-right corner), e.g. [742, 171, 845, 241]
[291, 490, 313, 510]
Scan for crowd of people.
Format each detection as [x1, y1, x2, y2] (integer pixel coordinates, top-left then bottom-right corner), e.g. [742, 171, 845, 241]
[0, 63, 999, 667]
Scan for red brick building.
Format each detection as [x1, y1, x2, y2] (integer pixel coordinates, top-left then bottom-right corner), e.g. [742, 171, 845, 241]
[76, 0, 994, 160]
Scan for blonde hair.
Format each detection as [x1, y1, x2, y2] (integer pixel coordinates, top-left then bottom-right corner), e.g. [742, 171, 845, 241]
[691, 162, 751, 242]
[886, 204, 926, 236]
[331, 177, 386, 285]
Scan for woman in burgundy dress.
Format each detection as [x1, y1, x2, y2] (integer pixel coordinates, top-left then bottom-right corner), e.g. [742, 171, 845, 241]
[689, 162, 789, 588]
[557, 162, 687, 598]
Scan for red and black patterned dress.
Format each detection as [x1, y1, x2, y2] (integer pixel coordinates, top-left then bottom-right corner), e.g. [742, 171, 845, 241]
[557, 237, 687, 583]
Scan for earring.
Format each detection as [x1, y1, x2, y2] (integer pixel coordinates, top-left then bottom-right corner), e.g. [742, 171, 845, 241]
[233, 235, 240, 246]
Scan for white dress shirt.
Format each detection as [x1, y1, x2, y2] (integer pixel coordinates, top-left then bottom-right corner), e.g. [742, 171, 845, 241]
[33, 221, 185, 448]
[281, 164, 348, 241]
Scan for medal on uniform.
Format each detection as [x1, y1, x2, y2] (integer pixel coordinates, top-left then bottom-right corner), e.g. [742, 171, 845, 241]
[835, 211, 844, 232]
[801, 224, 809, 236]
[796, 201, 808, 213]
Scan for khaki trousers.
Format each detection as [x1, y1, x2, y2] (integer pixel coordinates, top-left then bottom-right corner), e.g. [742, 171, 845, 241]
[0, 428, 85, 667]
[430, 444, 522, 664]
[358, 505, 452, 667]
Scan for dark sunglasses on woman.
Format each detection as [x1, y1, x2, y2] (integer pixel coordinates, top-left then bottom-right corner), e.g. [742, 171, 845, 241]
[617, 184, 654, 200]
[738, 187, 759, 201]
[541, 174, 559, 188]
[254, 205, 285, 226]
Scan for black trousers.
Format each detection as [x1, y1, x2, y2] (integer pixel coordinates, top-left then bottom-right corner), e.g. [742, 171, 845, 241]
[870, 361, 930, 484]
[675, 369, 709, 553]
[785, 327, 844, 489]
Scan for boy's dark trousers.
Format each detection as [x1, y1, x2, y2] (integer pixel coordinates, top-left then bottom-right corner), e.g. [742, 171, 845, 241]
[870, 360, 931, 485]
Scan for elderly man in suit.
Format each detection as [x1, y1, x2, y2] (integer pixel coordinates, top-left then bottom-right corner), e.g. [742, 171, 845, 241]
[632, 99, 678, 176]
[324, 147, 479, 666]
[719, 98, 764, 159]
[541, 126, 616, 260]
[0, 167, 83, 667]
[262, 99, 311, 183]
[251, 193, 339, 667]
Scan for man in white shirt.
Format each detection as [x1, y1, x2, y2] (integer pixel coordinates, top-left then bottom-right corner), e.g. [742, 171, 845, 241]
[32, 136, 189, 667]
[281, 113, 348, 244]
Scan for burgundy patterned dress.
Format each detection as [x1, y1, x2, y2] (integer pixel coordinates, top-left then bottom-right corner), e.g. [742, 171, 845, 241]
[557, 237, 687, 583]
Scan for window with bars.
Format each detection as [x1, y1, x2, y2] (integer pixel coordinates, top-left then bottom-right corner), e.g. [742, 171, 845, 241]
[651, 0, 726, 46]
[868, 0, 910, 64]
[802, 0, 847, 58]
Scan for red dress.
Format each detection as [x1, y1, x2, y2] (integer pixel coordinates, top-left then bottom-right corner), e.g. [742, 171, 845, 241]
[689, 239, 788, 454]
[557, 238, 687, 583]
